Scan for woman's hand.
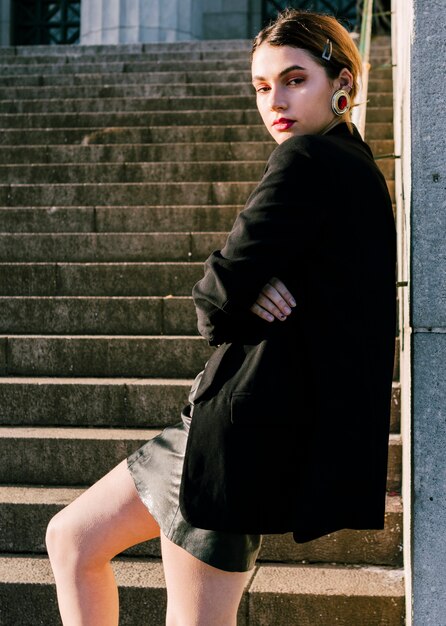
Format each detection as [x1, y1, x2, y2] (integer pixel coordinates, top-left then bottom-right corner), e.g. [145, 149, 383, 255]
[249, 277, 296, 322]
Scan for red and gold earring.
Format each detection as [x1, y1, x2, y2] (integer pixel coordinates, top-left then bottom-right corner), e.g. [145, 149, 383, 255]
[331, 89, 351, 115]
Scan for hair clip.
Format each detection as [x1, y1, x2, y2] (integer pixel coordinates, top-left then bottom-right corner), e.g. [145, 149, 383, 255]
[322, 38, 332, 61]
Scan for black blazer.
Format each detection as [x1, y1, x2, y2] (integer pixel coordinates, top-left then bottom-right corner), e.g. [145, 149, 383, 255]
[179, 121, 397, 543]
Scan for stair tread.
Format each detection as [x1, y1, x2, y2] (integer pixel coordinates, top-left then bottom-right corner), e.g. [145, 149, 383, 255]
[0, 425, 162, 439]
[250, 563, 404, 596]
[0, 554, 403, 595]
[0, 426, 402, 443]
[0, 484, 403, 511]
[0, 375, 193, 384]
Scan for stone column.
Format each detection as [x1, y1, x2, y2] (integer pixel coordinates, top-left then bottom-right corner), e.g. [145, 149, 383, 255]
[410, 0, 446, 623]
[0, 0, 11, 46]
[81, 0, 204, 45]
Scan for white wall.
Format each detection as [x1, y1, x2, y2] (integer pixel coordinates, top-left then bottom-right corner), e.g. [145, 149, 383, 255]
[391, 0, 413, 622]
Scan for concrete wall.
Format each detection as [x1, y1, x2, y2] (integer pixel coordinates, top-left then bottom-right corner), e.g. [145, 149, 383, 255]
[0, 0, 11, 46]
[81, 0, 204, 44]
[407, 0, 446, 624]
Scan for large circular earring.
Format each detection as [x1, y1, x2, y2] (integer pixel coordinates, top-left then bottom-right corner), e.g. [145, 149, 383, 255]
[331, 89, 351, 116]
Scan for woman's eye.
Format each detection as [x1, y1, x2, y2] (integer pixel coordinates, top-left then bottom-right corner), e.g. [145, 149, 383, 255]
[288, 78, 304, 85]
[255, 85, 270, 93]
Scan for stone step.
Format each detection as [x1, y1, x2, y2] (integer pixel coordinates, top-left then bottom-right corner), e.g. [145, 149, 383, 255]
[0, 122, 393, 146]
[243, 563, 404, 626]
[0, 78, 393, 101]
[0, 125, 271, 146]
[0, 159, 395, 184]
[0, 94, 262, 114]
[0, 92, 394, 115]
[0, 205, 241, 233]
[0, 69, 251, 88]
[0, 334, 401, 382]
[0, 107, 394, 129]
[0, 376, 401, 432]
[369, 67, 392, 80]
[0, 83, 258, 100]
[0, 40, 391, 65]
[0, 261, 204, 296]
[0, 201, 396, 234]
[0, 426, 401, 488]
[0, 40, 253, 57]
[0, 49, 251, 65]
[0, 295, 197, 335]
[0, 486, 403, 566]
[0, 181, 259, 207]
[364, 122, 394, 140]
[0, 555, 404, 626]
[0, 59, 257, 76]
[0, 67, 393, 88]
[0, 56, 391, 77]
[0, 179, 395, 207]
[0, 335, 212, 377]
[0, 161, 267, 184]
[0, 232, 226, 261]
[0, 142, 275, 165]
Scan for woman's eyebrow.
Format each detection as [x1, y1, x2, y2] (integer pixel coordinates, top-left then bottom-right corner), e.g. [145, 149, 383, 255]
[252, 65, 307, 82]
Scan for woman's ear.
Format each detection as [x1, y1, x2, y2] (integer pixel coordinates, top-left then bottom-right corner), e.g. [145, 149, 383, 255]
[336, 67, 354, 91]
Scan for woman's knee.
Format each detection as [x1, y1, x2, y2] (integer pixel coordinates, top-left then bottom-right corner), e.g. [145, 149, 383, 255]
[46, 507, 101, 572]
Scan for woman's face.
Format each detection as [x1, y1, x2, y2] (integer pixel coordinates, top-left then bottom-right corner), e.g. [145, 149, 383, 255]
[251, 43, 351, 143]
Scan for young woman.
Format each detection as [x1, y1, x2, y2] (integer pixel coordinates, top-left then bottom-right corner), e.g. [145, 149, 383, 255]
[46, 9, 396, 625]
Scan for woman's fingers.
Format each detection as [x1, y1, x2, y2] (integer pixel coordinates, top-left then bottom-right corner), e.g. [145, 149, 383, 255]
[254, 292, 291, 319]
[250, 277, 297, 322]
[268, 277, 297, 308]
[249, 301, 276, 322]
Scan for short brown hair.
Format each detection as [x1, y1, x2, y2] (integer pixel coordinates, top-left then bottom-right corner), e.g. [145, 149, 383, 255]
[252, 9, 363, 111]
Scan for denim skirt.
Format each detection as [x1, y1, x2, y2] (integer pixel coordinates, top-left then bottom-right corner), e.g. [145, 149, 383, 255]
[126, 367, 263, 572]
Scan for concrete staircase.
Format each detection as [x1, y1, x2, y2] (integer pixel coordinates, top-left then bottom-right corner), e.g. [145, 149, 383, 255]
[0, 37, 404, 625]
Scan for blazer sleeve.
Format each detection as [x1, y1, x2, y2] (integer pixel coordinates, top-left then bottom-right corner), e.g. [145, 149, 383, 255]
[192, 136, 324, 346]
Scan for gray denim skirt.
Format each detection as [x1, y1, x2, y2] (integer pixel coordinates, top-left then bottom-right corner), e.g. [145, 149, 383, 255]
[126, 367, 263, 572]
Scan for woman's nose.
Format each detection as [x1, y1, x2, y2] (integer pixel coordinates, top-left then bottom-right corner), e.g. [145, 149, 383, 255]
[269, 88, 287, 111]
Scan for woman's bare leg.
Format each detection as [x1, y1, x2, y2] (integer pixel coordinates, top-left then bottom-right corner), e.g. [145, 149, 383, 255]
[45, 459, 160, 626]
[161, 532, 253, 626]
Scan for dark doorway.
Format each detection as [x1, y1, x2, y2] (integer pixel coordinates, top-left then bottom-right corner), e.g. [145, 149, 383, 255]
[13, 0, 81, 45]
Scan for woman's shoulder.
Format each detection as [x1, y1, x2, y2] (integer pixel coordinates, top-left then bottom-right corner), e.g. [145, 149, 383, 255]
[267, 123, 374, 171]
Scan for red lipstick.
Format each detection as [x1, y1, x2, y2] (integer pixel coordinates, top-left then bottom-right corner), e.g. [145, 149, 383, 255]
[272, 118, 295, 131]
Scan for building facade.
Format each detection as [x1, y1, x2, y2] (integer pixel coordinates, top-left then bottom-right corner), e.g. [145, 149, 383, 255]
[0, 1, 387, 46]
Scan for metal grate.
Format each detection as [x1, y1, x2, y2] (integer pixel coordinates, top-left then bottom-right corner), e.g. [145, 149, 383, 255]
[13, 0, 81, 45]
